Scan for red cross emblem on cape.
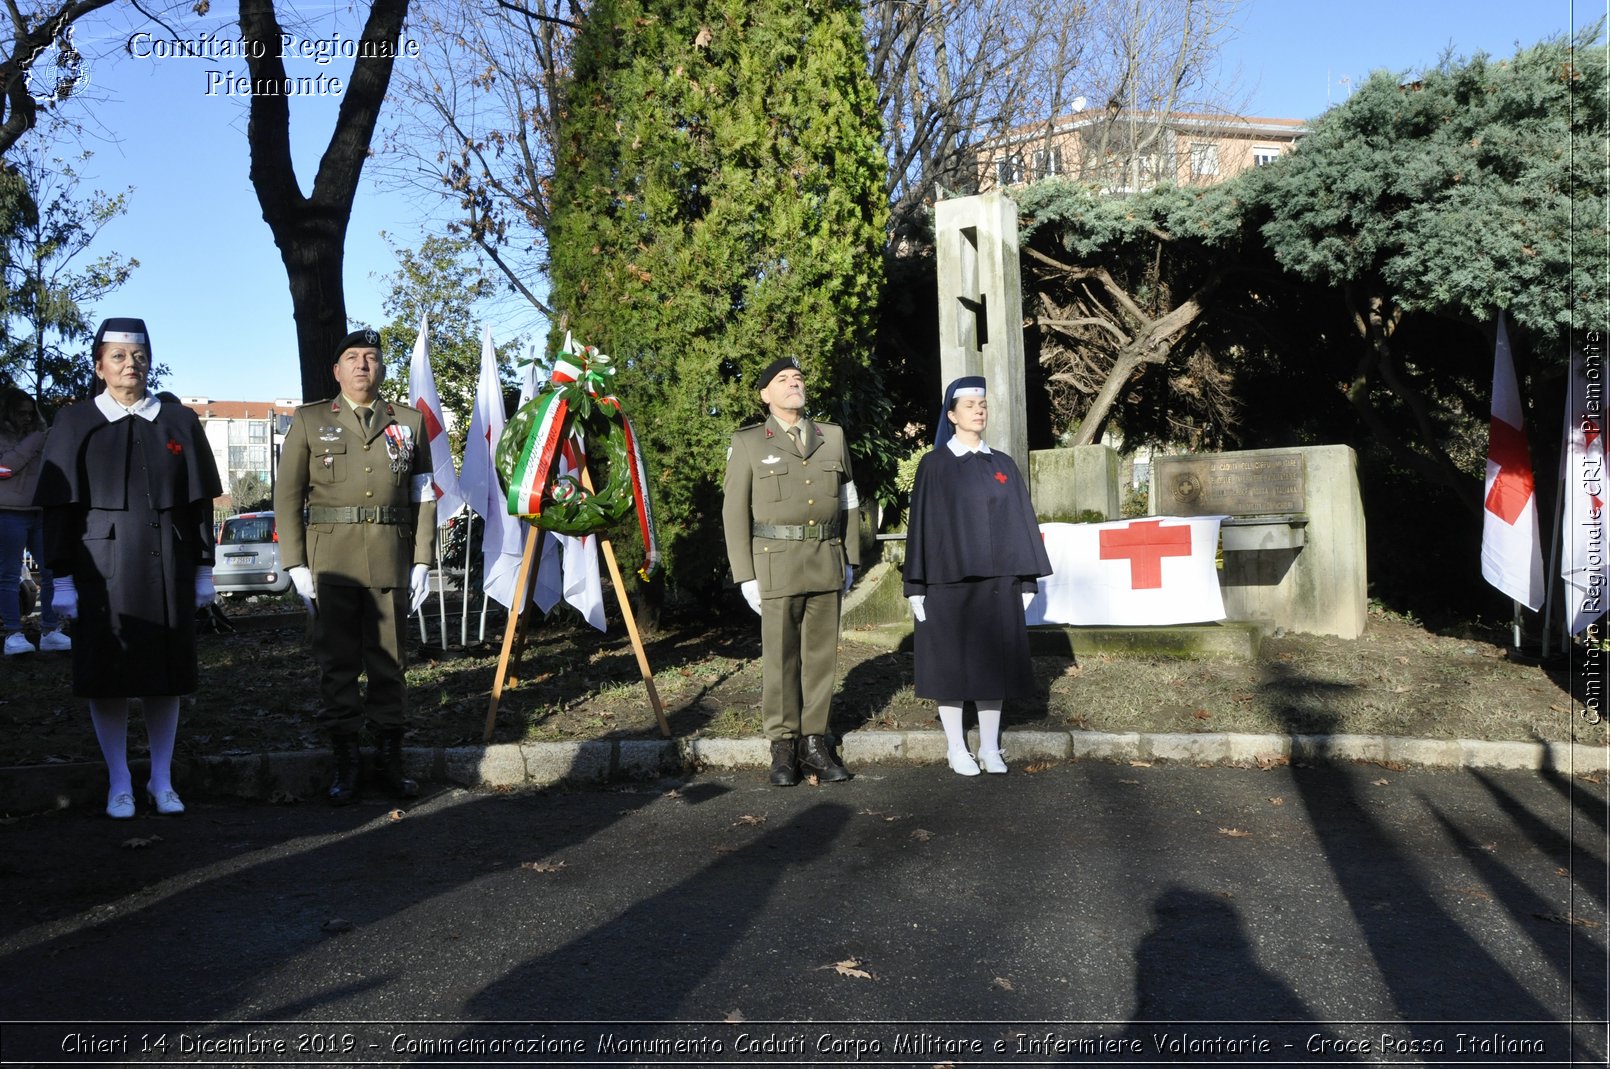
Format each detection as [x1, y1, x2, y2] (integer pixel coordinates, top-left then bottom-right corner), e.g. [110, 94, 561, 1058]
[1485, 417, 1535, 525]
[1099, 520, 1193, 590]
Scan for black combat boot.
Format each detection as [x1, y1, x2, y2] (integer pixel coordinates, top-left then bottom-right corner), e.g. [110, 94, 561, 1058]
[375, 728, 420, 799]
[327, 731, 361, 806]
[769, 738, 801, 786]
[798, 735, 850, 782]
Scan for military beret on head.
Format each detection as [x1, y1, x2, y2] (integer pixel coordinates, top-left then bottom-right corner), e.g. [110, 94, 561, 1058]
[334, 327, 382, 360]
[93, 317, 151, 353]
[757, 356, 802, 390]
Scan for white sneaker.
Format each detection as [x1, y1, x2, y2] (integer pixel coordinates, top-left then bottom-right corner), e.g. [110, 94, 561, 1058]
[978, 749, 1009, 774]
[38, 629, 71, 652]
[3, 632, 35, 656]
[947, 747, 981, 776]
[106, 792, 136, 819]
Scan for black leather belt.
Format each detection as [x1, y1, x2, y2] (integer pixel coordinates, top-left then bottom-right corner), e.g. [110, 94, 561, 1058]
[307, 505, 410, 525]
[752, 521, 840, 541]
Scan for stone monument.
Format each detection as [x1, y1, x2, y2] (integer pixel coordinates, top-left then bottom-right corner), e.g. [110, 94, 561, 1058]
[934, 190, 1027, 464]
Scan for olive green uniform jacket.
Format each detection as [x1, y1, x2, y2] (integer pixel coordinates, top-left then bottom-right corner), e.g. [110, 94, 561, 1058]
[722, 415, 860, 595]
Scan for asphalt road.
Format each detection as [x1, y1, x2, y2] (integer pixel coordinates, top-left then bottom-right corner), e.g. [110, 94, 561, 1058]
[0, 761, 1605, 1068]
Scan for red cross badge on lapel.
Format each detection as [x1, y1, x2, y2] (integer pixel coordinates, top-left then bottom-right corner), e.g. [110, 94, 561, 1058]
[994, 471, 1008, 484]
[166, 438, 183, 455]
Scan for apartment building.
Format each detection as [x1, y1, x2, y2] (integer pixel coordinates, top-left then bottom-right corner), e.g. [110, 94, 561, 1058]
[178, 397, 299, 508]
[980, 107, 1306, 194]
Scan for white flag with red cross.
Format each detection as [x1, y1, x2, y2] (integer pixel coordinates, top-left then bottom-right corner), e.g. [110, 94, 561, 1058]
[1480, 313, 1544, 610]
[1028, 517, 1227, 626]
[1561, 346, 1607, 635]
[461, 326, 529, 610]
[405, 313, 464, 519]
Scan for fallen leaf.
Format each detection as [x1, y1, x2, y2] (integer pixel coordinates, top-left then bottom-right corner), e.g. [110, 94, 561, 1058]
[818, 958, 874, 980]
[388, 809, 405, 820]
[1023, 761, 1053, 773]
[910, 828, 933, 842]
[664, 788, 682, 799]
[804, 772, 820, 787]
[991, 976, 1014, 991]
[321, 917, 354, 933]
[1268, 796, 1285, 806]
[1255, 754, 1290, 770]
[1218, 827, 1251, 838]
[1129, 760, 1153, 768]
[1580, 774, 1603, 785]
[1192, 709, 1211, 720]
[121, 835, 162, 849]
[733, 814, 766, 827]
[1550, 704, 1568, 713]
[724, 1008, 746, 1024]
[1371, 779, 1390, 786]
[520, 860, 567, 873]
[1557, 867, 1571, 877]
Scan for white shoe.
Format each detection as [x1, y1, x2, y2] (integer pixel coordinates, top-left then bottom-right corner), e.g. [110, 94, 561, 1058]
[3, 632, 35, 656]
[978, 749, 1009, 774]
[146, 785, 185, 815]
[947, 747, 981, 776]
[38, 629, 71, 652]
[106, 792, 136, 819]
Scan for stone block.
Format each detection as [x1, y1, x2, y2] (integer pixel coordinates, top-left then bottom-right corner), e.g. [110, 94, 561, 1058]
[1147, 732, 1230, 763]
[1003, 731, 1071, 761]
[1071, 730, 1142, 762]
[1459, 739, 1544, 771]
[1384, 737, 1464, 768]
[618, 741, 680, 779]
[686, 737, 767, 770]
[1030, 445, 1120, 522]
[901, 731, 951, 765]
[1225, 734, 1291, 765]
[841, 731, 904, 765]
[444, 744, 527, 787]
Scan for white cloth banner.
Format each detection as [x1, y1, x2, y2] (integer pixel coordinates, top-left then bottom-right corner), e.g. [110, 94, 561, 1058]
[532, 439, 607, 631]
[1561, 346, 1608, 635]
[406, 313, 464, 519]
[461, 326, 529, 610]
[1480, 313, 1544, 610]
[1028, 517, 1227, 626]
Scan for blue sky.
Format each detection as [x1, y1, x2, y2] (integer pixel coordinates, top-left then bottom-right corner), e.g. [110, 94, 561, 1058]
[36, 0, 1604, 403]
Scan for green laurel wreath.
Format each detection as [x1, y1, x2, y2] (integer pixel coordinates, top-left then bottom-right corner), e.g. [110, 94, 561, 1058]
[495, 370, 636, 537]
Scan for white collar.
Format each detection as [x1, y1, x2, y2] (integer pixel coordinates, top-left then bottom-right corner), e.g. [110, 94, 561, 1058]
[95, 392, 161, 423]
[946, 436, 991, 457]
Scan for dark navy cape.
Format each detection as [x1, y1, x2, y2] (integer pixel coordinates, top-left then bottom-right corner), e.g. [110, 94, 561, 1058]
[902, 445, 1052, 700]
[35, 399, 221, 696]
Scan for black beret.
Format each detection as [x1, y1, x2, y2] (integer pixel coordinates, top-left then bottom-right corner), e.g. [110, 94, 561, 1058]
[334, 327, 382, 360]
[757, 356, 801, 390]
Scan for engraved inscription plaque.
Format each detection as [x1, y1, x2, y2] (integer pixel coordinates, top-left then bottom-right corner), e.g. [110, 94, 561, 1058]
[1153, 453, 1307, 516]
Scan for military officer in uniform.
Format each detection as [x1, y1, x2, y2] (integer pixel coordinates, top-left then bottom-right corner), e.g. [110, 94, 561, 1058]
[274, 329, 435, 805]
[722, 356, 859, 785]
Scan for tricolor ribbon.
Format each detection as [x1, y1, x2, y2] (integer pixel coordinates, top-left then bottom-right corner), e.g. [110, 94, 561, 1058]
[504, 334, 662, 579]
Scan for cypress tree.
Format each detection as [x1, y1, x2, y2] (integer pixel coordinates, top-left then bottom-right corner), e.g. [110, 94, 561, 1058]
[548, 0, 887, 601]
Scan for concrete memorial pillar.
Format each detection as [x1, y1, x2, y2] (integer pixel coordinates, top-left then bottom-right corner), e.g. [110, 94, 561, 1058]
[934, 190, 1028, 464]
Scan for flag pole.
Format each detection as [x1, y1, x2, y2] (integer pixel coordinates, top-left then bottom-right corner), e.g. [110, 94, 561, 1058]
[1541, 446, 1567, 659]
[433, 523, 448, 647]
[461, 512, 473, 649]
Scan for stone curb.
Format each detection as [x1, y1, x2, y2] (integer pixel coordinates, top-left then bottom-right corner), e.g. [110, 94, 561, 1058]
[2, 731, 1604, 815]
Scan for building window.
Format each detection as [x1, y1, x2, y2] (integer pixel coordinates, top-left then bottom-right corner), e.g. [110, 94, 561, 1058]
[1188, 142, 1219, 178]
[995, 155, 1024, 186]
[1031, 145, 1063, 180]
[1253, 146, 1281, 167]
[247, 421, 269, 443]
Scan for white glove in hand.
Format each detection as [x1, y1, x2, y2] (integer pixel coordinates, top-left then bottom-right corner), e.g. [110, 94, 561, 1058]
[1022, 591, 1035, 613]
[741, 579, 762, 616]
[53, 576, 77, 619]
[288, 566, 317, 618]
[409, 563, 431, 613]
[195, 565, 216, 608]
[908, 594, 926, 623]
[843, 566, 855, 594]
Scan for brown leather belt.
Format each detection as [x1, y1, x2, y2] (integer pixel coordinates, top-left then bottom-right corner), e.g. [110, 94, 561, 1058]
[752, 521, 840, 541]
[307, 505, 410, 525]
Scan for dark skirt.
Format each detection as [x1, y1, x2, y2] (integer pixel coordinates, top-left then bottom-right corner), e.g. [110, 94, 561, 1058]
[912, 577, 1036, 700]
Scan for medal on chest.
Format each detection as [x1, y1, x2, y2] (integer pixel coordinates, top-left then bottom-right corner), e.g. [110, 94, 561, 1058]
[382, 424, 414, 474]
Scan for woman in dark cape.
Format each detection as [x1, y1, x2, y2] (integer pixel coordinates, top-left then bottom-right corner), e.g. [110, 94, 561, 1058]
[903, 376, 1052, 775]
[34, 318, 221, 818]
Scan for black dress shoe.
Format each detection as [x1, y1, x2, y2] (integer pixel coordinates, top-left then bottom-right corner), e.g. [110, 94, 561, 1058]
[798, 734, 850, 782]
[768, 739, 801, 786]
[328, 732, 361, 806]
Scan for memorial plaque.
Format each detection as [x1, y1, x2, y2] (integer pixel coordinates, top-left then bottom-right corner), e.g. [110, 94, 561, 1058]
[1153, 452, 1307, 516]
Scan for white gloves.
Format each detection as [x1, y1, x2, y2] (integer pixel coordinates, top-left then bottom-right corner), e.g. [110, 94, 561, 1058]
[288, 565, 317, 618]
[1022, 591, 1035, 613]
[53, 576, 77, 619]
[740, 579, 761, 615]
[844, 566, 855, 594]
[409, 564, 431, 613]
[908, 594, 926, 623]
[195, 565, 216, 608]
